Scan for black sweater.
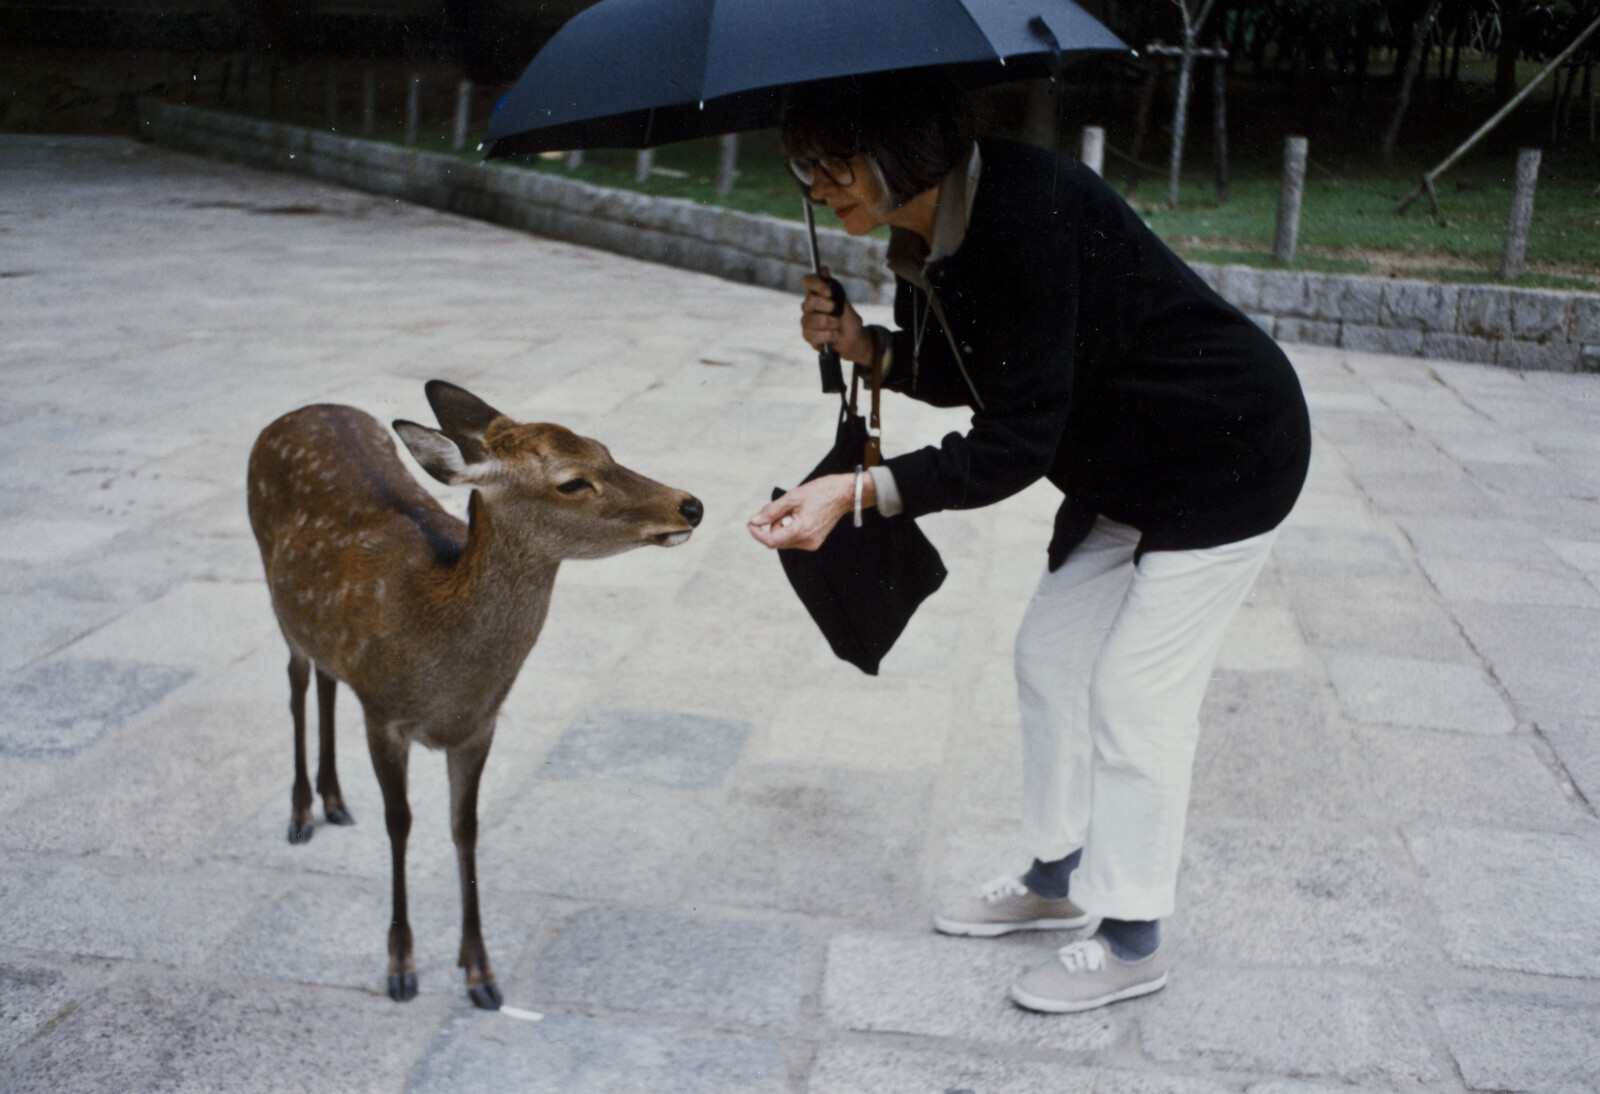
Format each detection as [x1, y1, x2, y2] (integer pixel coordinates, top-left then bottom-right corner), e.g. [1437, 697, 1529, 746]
[881, 139, 1312, 568]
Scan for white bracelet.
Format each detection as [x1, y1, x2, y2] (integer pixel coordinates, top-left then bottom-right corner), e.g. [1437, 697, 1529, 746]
[853, 464, 865, 528]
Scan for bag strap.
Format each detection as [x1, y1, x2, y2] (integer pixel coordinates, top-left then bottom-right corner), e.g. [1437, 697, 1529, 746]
[922, 287, 985, 411]
[865, 340, 883, 468]
[844, 336, 884, 469]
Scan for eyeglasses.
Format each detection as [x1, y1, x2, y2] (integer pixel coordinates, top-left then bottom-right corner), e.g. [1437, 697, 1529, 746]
[786, 154, 856, 189]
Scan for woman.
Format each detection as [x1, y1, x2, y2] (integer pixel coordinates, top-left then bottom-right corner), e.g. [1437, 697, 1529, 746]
[747, 72, 1310, 1013]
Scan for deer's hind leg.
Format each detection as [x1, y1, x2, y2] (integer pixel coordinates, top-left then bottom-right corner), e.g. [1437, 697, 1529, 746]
[287, 652, 315, 844]
[314, 668, 354, 826]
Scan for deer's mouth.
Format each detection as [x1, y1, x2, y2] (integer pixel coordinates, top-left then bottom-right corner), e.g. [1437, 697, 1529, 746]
[652, 530, 693, 547]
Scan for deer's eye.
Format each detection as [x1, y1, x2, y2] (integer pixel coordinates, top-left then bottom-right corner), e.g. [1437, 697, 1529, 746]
[557, 478, 592, 495]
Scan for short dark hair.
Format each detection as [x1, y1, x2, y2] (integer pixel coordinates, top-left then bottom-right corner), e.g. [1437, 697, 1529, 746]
[781, 70, 975, 209]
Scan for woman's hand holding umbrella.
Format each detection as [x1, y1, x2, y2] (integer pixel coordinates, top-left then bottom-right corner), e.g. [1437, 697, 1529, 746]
[800, 268, 873, 365]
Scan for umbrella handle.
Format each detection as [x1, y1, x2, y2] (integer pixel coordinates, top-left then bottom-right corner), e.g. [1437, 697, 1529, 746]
[804, 201, 847, 395]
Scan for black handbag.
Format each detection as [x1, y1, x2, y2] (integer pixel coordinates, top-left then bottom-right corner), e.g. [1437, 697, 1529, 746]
[772, 358, 947, 675]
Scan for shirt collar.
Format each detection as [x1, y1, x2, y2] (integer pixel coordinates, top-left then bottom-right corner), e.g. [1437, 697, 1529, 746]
[886, 142, 982, 289]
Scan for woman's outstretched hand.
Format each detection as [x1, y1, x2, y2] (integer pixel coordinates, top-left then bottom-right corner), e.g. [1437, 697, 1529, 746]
[801, 267, 874, 365]
[748, 472, 869, 551]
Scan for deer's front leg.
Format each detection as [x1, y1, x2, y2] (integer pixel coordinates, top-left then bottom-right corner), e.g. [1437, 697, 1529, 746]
[367, 719, 416, 1002]
[448, 732, 501, 1010]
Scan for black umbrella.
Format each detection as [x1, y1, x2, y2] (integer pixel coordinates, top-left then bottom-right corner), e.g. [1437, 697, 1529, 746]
[484, 0, 1127, 157]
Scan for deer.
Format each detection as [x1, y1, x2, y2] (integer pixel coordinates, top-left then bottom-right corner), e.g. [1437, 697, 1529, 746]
[246, 379, 702, 1009]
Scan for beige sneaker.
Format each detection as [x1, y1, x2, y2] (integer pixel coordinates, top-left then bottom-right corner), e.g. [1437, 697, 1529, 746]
[933, 874, 1092, 937]
[1009, 935, 1169, 1013]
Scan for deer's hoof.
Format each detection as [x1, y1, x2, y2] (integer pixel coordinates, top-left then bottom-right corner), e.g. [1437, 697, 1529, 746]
[468, 982, 503, 1010]
[324, 805, 354, 826]
[388, 971, 418, 1002]
[287, 820, 315, 845]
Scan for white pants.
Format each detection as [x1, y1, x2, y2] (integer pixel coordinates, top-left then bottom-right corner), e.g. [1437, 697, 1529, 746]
[1014, 516, 1277, 921]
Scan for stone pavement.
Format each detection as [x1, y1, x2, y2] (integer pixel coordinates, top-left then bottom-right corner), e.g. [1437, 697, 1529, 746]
[1, 135, 1597, 1093]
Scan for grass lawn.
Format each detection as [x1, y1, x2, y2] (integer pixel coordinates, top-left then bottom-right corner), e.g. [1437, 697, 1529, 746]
[499, 128, 1598, 291]
[299, 114, 1600, 291]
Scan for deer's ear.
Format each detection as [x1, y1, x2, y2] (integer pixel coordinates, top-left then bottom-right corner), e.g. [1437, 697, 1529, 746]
[424, 380, 504, 463]
[394, 420, 477, 485]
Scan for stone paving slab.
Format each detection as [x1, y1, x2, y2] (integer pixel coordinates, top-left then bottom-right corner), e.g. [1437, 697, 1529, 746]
[0, 658, 193, 759]
[408, 1012, 791, 1094]
[1430, 988, 1600, 1094]
[537, 707, 754, 790]
[1138, 966, 1443, 1084]
[217, 874, 548, 1001]
[1287, 575, 1477, 661]
[474, 780, 717, 904]
[1405, 825, 1600, 977]
[0, 959, 80, 1062]
[4, 137, 1600, 1094]
[1188, 669, 1362, 826]
[524, 905, 820, 1029]
[1348, 725, 1587, 832]
[1324, 654, 1515, 735]
[2, 968, 453, 1094]
[821, 932, 1122, 1052]
[1172, 822, 1420, 966]
[1537, 715, 1600, 807]
[807, 1042, 1238, 1094]
[685, 767, 935, 925]
[1453, 603, 1600, 719]
[0, 856, 279, 967]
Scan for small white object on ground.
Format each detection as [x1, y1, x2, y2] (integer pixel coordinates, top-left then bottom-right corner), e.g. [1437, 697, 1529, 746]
[500, 1006, 544, 1022]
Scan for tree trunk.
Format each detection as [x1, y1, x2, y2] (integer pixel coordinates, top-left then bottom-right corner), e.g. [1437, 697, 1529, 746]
[1168, 38, 1198, 208]
[1382, 0, 1445, 164]
[1127, 63, 1165, 194]
[1496, 2, 1525, 104]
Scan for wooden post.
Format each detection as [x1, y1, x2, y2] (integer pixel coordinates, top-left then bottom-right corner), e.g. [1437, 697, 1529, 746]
[264, 62, 277, 118]
[405, 75, 421, 144]
[453, 80, 472, 150]
[238, 57, 251, 112]
[362, 71, 376, 137]
[716, 133, 739, 196]
[293, 64, 307, 125]
[217, 59, 231, 106]
[1080, 125, 1105, 175]
[161, 51, 172, 99]
[1500, 147, 1540, 281]
[1273, 136, 1309, 265]
[1212, 55, 1230, 204]
[635, 148, 654, 182]
[565, 150, 584, 169]
[326, 65, 339, 131]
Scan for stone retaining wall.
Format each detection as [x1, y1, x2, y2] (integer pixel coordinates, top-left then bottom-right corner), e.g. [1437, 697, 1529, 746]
[139, 100, 1598, 373]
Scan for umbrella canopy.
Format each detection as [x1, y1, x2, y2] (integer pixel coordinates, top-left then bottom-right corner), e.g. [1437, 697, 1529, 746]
[485, 0, 1127, 157]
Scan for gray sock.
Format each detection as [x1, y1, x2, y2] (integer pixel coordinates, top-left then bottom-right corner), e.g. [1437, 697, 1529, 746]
[1098, 917, 1160, 960]
[1022, 850, 1080, 899]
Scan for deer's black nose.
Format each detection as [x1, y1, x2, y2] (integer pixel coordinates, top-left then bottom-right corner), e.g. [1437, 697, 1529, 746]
[680, 496, 704, 528]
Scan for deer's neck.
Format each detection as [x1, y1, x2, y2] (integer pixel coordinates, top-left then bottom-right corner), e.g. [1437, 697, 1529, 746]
[441, 491, 561, 653]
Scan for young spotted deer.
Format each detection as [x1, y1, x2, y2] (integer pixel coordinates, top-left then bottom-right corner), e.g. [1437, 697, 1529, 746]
[247, 380, 702, 1009]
